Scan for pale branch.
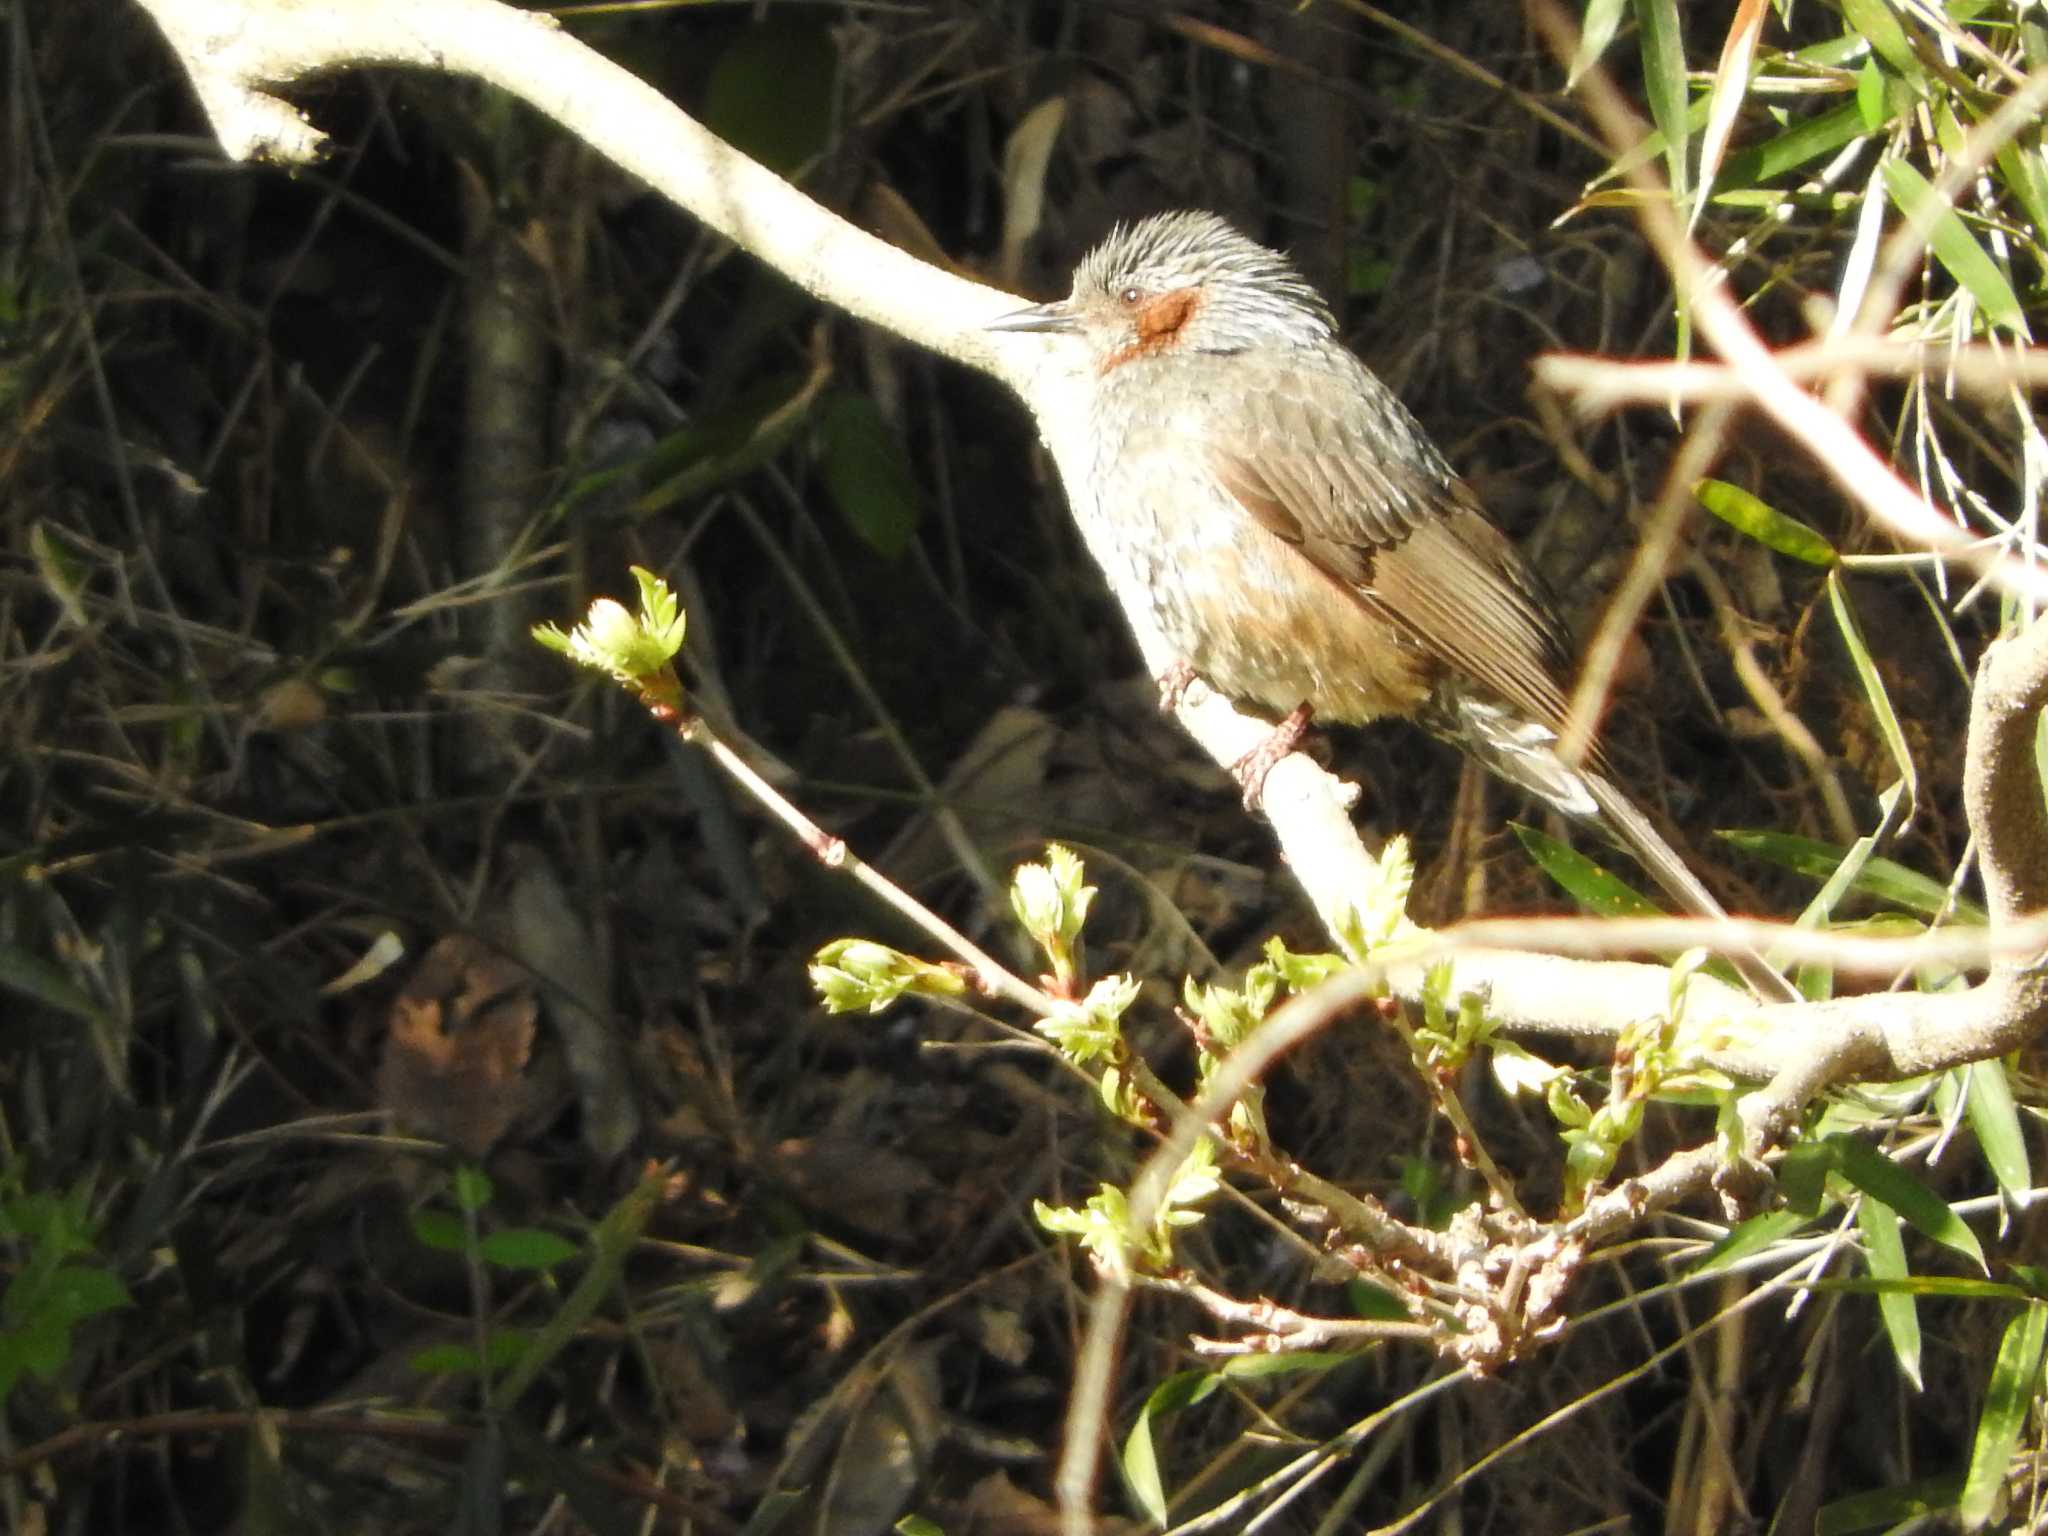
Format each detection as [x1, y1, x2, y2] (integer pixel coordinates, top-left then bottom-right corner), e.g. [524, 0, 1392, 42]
[135, 0, 2048, 1099]
[1563, 619, 2048, 1242]
[130, 0, 1389, 939]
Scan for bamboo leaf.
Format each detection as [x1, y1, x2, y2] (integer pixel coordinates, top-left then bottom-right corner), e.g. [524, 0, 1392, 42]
[1881, 158, 2028, 334]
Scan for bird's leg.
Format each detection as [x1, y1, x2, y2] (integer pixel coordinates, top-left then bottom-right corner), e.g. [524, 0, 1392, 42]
[1230, 702, 1315, 811]
[1156, 659, 1201, 712]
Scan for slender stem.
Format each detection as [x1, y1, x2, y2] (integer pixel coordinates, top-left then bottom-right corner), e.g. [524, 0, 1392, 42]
[652, 700, 1055, 1019]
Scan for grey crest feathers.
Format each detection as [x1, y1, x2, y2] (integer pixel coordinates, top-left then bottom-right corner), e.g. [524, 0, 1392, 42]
[1075, 212, 1336, 351]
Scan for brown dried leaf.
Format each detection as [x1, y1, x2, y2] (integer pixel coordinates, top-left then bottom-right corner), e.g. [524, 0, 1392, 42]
[377, 934, 536, 1158]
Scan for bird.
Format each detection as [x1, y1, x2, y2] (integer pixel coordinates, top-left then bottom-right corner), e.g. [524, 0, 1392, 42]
[988, 210, 1795, 1004]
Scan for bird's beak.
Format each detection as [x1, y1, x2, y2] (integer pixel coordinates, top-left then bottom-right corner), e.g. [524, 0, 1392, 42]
[985, 298, 1079, 334]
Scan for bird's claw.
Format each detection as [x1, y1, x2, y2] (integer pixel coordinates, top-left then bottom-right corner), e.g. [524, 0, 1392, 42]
[1156, 661, 1201, 712]
[1229, 703, 1315, 811]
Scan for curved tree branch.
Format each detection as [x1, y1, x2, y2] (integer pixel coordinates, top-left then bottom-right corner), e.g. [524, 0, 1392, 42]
[131, 0, 2048, 1083]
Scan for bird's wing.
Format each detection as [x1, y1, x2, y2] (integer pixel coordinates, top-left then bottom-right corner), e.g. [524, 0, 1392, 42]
[1209, 359, 1577, 739]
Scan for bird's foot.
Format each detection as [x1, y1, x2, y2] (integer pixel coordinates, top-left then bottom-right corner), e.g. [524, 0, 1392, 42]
[1156, 660, 1201, 712]
[1229, 703, 1315, 811]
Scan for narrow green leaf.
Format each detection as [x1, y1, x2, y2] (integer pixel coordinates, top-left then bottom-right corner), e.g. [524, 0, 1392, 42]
[1569, 0, 1630, 87]
[479, 1228, 579, 1271]
[1960, 1302, 2048, 1528]
[816, 391, 922, 560]
[0, 945, 109, 1028]
[1857, 1196, 1922, 1390]
[1829, 571, 1917, 807]
[1992, 141, 2048, 256]
[28, 522, 90, 627]
[1841, 0, 1926, 89]
[1216, 1351, 1355, 1379]
[409, 1342, 480, 1376]
[1717, 102, 1871, 190]
[1779, 1140, 1833, 1218]
[1696, 479, 1838, 565]
[1634, 0, 1692, 213]
[1716, 830, 1982, 921]
[1881, 159, 2028, 334]
[1120, 1394, 1172, 1526]
[1817, 1475, 1964, 1536]
[619, 365, 832, 523]
[1855, 57, 1887, 133]
[1511, 825, 1661, 916]
[896, 1518, 946, 1536]
[1825, 1133, 1985, 1270]
[1515, 824, 1747, 990]
[1801, 1275, 2030, 1300]
[2035, 706, 2048, 817]
[1964, 1060, 2031, 1201]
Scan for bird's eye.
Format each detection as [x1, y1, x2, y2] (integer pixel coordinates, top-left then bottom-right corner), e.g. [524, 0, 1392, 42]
[1118, 286, 1144, 308]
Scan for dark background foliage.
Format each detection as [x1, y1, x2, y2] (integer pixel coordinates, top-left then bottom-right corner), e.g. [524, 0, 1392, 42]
[1, 1, 2032, 1531]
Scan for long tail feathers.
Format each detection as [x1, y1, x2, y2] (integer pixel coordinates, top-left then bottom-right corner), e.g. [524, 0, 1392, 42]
[1444, 692, 1797, 1004]
[1584, 771, 1799, 1004]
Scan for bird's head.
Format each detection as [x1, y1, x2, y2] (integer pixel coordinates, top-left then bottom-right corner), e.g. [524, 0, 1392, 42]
[987, 211, 1335, 371]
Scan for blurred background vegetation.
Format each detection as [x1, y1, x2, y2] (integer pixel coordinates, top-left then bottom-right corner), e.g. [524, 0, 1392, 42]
[3, 0, 2044, 1531]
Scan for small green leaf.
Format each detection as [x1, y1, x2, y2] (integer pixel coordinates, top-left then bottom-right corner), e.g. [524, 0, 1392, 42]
[410, 1209, 467, 1253]
[479, 1228, 579, 1271]
[37, 1266, 130, 1327]
[896, 1518, 946, 1536]
[1696, 480, 1838, 565]
[28, 522, 91, 627]
[409, 1342, 481, 1376]
[1960, 1302, 2048, 1528]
